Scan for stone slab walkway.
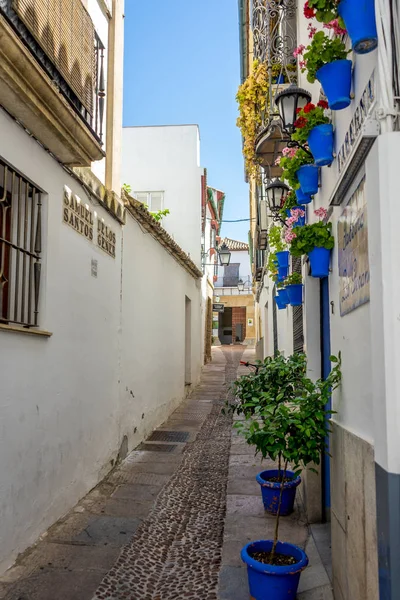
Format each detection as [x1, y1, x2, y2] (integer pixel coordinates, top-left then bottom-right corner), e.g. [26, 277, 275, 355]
[0, 346, 333, 600]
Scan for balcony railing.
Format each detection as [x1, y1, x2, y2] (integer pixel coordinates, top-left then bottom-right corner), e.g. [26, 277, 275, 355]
[252, 0, 298, 133]
[0, 0, 105, 144]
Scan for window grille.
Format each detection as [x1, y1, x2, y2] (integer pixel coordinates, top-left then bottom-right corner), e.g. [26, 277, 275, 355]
[0, 159, 42, 327]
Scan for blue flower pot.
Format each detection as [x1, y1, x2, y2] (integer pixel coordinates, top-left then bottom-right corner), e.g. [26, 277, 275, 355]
[274, 295, 286, 310]
[316, 59, 352, 111]
[307, 124, 334, 167]
[308, 247, 331, 278]
[275, 74, 285, 84]
[295, 188, 312, 204]
[277, 266, 288, 281]
[338, 0, 377, 54]
[296, 165, 319, 196]
[241, 540, 308, 600]
[288, 206, 306, 227]
[275, 250, 290, 268]
[286, 284, 303, 306]
[256, 469, 301, 515]
[277, 287, 289, 306]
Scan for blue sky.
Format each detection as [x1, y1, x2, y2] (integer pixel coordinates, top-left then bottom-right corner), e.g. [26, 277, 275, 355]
[122, 0, 250, 243]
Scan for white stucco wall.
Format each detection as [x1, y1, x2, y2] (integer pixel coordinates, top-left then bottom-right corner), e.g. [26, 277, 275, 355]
[0, 108, 203, 574]
[121, 125, 203, 267]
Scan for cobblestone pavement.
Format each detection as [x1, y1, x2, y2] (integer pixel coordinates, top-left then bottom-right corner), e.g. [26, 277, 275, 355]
[0, 345, 333, 600]
[0, 345, 245, 600]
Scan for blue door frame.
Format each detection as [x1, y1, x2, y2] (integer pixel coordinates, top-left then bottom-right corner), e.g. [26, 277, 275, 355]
[320, 277, 332, 519]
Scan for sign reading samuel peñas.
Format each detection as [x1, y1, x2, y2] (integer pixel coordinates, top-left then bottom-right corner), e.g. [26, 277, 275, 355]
[63, 186, 116, 258]
[337, 178, 370, 316]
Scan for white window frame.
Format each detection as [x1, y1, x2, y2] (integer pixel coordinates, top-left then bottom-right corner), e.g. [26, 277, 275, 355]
[134, 191, 164, 212]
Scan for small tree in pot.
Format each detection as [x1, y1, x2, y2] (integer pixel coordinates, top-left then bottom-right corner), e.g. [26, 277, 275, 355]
[236, 354, 341, 599]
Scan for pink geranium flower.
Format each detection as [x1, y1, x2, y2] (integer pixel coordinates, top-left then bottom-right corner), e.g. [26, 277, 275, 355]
[293, 44, 305, 58]
[314, 207, 328, 219]
[323, 20, 347, 36]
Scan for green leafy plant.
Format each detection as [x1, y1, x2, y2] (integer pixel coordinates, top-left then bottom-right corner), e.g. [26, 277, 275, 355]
[302, 31, 350, 84]
[279, 148, 314, 189]
[306, 0, 344, 25]
[266, 251, 278, 277]
[290, 221, 335, 256]
[122, 183, 132, 194]
[285, 272, 303, 285]
[268, 224, 287, 252]
[233, 352, 342, 563]
[279, 190, 298, 220]
[150, 208, 170, 222]
[292, 101, 330, 144]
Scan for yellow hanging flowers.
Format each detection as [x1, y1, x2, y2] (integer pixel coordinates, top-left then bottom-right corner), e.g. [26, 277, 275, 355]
[236, 60, 269, 178]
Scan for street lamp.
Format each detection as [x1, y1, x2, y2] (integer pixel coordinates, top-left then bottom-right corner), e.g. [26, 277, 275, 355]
[274, 84, 312, 135]
[265, 179, 289, 213]
[218, 243, 231, 266]
[237, 279, 245, 292]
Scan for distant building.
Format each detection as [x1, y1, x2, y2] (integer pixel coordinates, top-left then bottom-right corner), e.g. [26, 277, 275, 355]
[214, 238, 255, 346]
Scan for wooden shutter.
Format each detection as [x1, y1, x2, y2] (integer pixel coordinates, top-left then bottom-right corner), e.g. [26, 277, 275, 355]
[13, 0, 95, 113]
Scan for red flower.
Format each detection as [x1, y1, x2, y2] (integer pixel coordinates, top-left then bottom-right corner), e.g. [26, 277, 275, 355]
[304, 1, 316, 19]
[317, 100, 329, 109]
[296, 108, 302, 114]
[303, 102, 316, 114]
[294, 116, 307, 129]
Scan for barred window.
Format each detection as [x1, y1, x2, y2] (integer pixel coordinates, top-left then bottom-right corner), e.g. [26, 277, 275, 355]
[0, 159, 42, 327]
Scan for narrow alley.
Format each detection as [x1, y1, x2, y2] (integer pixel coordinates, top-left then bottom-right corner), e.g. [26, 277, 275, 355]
[0, 347, 331, 600]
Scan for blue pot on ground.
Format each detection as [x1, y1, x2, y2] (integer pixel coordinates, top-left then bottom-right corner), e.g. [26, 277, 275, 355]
[241, 540, 308, 600]
[274, 295, 286, 310]
[277, 266, 288, 281]
[296, 165, 319, 196]
[308, 247, 331, 278]
[256, 469, 301, 515]
[316, 59, 352, 110]
[308, 124, 334, 167]
[286, 284, 303, 306]
[295, 188, 312, 205]
[277, 288, 289, 306]
[275, 250, 289, 268]
[338, 0, 377, 54]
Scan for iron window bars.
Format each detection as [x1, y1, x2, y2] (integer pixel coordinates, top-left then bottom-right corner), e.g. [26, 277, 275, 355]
[0, 158, 42, 327]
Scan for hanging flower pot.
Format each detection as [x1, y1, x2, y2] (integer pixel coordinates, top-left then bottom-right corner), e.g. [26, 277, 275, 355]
[338, 0, 378, 55]
[316, 60, 352, 111]
[277, 266, 289, 281]
[308, 247, 331, 278]
[274, 295, 287, 310]
[307, 124, 334, 167]
[296, 164, 319, 196]
[286, 284, 304, 306]
[277, 287, 289, 306]
[241, 540, 308, 600]
[275, 250, 290, 268]
[295, 188, 312, 205]
[256, 469, 301, 515]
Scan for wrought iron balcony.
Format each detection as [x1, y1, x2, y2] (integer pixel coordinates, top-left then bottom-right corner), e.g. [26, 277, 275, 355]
[252, 0, 298, 178]
[0, 0, 106, 165]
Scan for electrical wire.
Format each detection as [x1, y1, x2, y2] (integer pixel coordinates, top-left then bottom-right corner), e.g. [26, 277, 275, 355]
[206, 217, 256, 222]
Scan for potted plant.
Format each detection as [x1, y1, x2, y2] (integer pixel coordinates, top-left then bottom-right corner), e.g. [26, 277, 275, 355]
[306, 0, 377, 54]
[237, 354, 342, 600]
[279, 191, 307, 224]
[279, 148, 318, 195]
[301, 31, 352, 110]
[285, 206, 306, 229]
[290, 208, 334, 278]
[285, 272, 304, 306]
[269, 225, 289, 273]
[292, 101, 334, 167]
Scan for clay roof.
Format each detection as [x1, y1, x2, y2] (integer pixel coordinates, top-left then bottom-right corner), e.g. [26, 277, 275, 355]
[220, 237, 249, 251]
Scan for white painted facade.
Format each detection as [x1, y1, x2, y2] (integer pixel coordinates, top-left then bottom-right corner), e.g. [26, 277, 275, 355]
[0, 102, 202, 577]
[121, 125, 203, 268]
